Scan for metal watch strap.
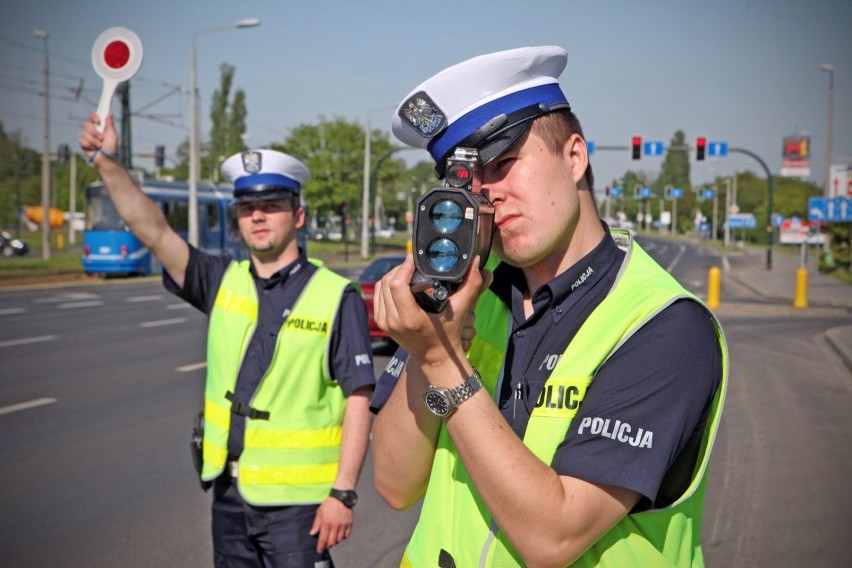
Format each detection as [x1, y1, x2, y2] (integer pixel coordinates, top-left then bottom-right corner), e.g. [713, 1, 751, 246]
[448, 368, 482, 407]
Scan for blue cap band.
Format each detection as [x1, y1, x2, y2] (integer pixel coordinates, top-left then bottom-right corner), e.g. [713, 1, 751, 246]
[234, 173, 301, 192]
[426, 83, 567, 163]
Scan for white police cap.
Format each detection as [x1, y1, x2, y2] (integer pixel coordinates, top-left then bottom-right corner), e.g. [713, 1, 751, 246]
[392, 46, 570, 174]
[221, 149, 311, 201]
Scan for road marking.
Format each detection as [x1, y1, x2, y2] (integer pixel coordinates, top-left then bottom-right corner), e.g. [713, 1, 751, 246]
[33, 292, 99, 304]
[665, 245, 686, 273]
[57, 300, 104, 309]
[177, 362, 207, 372]
[0, 307, 26, 315]
[0, 397, 57, 416]
[140, 318, 186, 328]
[0, 335, 57, 348]
[127, 295, 163, 303]
[166, 303, 192, 310]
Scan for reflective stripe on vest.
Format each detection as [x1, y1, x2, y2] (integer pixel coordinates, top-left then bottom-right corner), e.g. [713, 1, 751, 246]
[403, 233, 729, 567]
[202, 259, 352, 506]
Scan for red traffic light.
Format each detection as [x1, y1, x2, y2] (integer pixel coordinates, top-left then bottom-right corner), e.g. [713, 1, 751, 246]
[631, 136, 642, 161]
[695, 137, 707, 161]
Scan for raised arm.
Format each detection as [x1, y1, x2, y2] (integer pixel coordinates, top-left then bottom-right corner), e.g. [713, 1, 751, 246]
[79, 112, 190, 287]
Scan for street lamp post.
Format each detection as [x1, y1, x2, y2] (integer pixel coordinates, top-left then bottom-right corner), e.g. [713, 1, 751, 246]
[361, 115, 371, 259]
[361, 106, 398, 259]
[188, 18, 260, 247]
[820, 63, 834, 198]
[33, 29, 50, 261]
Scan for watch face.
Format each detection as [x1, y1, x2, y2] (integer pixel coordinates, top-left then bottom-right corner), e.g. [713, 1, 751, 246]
[331, 489, 357, 507]
[340, 491, 357, 507]
[424, 390, 451, 416]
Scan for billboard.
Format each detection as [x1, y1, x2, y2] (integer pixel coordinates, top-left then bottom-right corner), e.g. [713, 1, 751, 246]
[829, 164, 852, 198]
[780, 135, 811, 178]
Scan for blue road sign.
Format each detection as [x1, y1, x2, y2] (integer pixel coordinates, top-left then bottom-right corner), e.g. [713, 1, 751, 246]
[700, 189, 716, 200]
[587, 140, 595, 155]
[708, 141, 728, 157]
[641, 187, 654, 198]
[671, 187, 683, 199]
[808, 197, 852, 222]
[610, 186, 622, 197]
[728, 213, 756, 229]
[644, 141, 664, 156]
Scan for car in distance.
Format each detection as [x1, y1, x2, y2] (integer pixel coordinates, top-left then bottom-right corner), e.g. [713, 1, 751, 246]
[1, 231, 29, 257]
[358, 253, 406, 339]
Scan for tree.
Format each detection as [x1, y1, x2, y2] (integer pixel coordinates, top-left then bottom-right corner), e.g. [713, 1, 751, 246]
[0, 124, 48, 228]
[647, 130, 693, 231]
[273, 116, 404, 227]
[205, 63, 249, 180]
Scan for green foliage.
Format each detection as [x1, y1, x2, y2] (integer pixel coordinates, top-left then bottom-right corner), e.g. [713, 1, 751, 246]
[655, 130, 691, 193]
[0, 122, 100, 230]
[273, 116, 405, 224]
[205, 63, 248, 179]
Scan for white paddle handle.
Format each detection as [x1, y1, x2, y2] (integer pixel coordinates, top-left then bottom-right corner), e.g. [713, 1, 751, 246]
[95, 78, 119, 133]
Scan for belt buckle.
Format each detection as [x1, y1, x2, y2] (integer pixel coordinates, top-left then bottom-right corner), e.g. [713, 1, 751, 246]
[227, 460, 239, 478]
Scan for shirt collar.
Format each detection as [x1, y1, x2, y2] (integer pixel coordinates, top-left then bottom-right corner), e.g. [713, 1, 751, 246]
[249, 249, 309, 289]
[490, 227, 624, 317]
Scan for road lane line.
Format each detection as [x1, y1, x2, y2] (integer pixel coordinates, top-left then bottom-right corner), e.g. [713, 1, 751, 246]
[0, 397, 58, 416]
[665, 244, 686, 273]
[140, 318, 187, 328]
[0, 307, 26, 315]
[0, 335, 57, 348]
[177, 362, 207, 372]
[127, 295, 163, 303]
[166, 303, 192, 310]
[57, 301, 104, 309]
[33, 292, 99, 304]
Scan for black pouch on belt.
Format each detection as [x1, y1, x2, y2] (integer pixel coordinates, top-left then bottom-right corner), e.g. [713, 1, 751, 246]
[191, 411, 212, 491]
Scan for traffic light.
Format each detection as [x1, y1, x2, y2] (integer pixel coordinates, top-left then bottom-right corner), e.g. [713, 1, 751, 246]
[631, 136, 642, 161]
[695, 137, 707, 161]
[57, 144, 70, 165]
[154, 145, 165, 168]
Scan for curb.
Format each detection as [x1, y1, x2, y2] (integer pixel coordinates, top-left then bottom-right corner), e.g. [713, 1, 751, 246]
[825, 325, 852, 377]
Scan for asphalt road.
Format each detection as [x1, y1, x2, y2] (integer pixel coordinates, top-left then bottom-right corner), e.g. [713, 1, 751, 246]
[1, 238, 850, 567]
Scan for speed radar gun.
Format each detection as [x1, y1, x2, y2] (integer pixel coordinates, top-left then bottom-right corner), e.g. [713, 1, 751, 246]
[91, 27, 143, 132]
[410, 147, 494, 313]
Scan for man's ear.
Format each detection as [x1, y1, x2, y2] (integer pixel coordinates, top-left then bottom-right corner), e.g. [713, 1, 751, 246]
[295, 203, 306, 229]
[563, 133, 589, 185]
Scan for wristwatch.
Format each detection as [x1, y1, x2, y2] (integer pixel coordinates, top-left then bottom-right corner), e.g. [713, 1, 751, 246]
[329, 488, 358, 508]
[423, 368, 483, 418]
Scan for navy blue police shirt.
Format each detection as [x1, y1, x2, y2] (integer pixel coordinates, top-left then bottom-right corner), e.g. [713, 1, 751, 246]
[165, 247, 375, 460]
[371, 231, 721, 511]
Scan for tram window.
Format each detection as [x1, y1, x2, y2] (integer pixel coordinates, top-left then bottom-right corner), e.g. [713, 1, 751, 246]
[207, 203, 220, 230]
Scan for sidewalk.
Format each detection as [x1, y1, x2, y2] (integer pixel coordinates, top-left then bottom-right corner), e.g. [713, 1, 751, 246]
[719, 242, 852, 374]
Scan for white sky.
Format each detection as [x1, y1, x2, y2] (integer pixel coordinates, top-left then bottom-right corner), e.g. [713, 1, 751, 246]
[1, 0, 850, 190]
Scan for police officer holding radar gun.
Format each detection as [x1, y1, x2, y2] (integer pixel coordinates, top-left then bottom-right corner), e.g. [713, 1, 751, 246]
[370, 46, 728, 567]
[79, 114, 375, 568]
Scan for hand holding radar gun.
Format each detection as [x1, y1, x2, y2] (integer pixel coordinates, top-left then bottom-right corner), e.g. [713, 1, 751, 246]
[91, 27, 143, 132]
[410, 148, 495, 313]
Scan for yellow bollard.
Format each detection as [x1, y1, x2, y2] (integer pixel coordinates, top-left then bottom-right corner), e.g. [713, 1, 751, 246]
[793, 267, 808, 308]
[56, 233, 64, 250]
[706, 266, 720, 309]
[406, 238, 413, 254]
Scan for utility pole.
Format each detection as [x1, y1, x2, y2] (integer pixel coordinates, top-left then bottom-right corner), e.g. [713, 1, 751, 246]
[119, 82, 133, 170]
[34, 29, 50, 261]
